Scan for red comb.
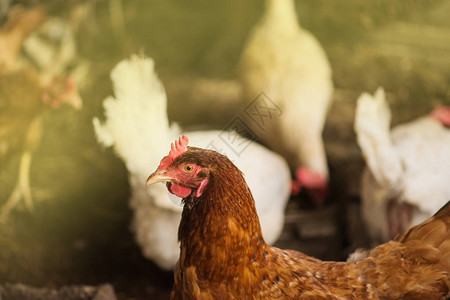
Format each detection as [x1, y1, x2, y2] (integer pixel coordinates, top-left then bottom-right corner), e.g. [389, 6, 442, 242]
[159, 136, 189, 169]
[431, 106, 450, 127]
[170, 135, 189, 159]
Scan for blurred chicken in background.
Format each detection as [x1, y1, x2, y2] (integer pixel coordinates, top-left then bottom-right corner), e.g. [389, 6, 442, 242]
[239, 0, 333, 205]
[93, 55, 291, 270]
[0, 4, 44, 72]
[355, 88, 450, 244]
[0, 4, 86, 222]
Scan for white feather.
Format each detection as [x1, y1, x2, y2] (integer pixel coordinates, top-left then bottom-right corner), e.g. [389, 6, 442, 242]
[355, 88, 403, 192]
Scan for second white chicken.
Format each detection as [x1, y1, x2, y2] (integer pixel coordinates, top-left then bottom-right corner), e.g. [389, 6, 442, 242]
[239, 0, 333, 203]
[355, 88, 450, 244]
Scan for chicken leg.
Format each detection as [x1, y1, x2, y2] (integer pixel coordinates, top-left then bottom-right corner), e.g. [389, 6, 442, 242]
[0, 117, 42, 223]
[0, 151, 34, 222]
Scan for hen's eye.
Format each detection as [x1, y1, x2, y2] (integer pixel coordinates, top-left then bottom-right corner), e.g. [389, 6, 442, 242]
[184, 165, 194, 172]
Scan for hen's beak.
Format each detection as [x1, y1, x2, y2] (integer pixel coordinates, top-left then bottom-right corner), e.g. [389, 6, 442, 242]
[65, 78, 83, 110]
[146, 170, 172, 185]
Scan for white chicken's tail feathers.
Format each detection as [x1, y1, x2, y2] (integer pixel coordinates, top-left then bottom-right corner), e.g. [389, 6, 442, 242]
[354, 88, 403, 188]
[93, 55, 180, 176]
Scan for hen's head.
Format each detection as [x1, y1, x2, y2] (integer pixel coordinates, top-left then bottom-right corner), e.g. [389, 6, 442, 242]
[147, 136, 217, 199]
[147, 136, 263, 247]
[292, 167, 328, 205]
[42, 76, 82, 110]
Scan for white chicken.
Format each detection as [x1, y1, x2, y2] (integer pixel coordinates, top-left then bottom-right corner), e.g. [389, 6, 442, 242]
[239, 0, 333, 203]
[355, 88, 450, 244]
[93, 55, 291, 270]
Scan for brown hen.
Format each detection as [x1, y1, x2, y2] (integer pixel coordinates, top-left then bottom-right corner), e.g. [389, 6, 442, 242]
[0, 6, 82, 222]
[147, 136, 450, 299]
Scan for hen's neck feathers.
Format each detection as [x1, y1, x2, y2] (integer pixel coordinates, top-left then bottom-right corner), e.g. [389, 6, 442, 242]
[263, 0, 299, 30]
[178, 152, 267, 280]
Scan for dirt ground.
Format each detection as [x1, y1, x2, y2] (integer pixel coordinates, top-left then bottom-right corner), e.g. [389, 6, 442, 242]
[1, 0, 450, 299]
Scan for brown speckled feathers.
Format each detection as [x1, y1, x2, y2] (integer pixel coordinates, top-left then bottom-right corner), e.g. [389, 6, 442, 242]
[159, 147, 450, 299]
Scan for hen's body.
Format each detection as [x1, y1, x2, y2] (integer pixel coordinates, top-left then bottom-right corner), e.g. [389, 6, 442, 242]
[154, 146, 450, 299]
[239, 0, 333, 196]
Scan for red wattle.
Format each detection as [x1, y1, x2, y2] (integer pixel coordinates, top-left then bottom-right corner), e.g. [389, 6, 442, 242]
[167, 182, 192, 198]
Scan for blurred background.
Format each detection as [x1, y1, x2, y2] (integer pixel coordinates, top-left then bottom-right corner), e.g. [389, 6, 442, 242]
[0, 0, 449, 299]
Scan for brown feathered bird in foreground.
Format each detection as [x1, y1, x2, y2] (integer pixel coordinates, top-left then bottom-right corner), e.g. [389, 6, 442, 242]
[147, 136, 450, 299]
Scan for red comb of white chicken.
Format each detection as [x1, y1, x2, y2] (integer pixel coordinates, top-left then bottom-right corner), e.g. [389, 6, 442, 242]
[431, 106, 450, 127]
[295, 167, 328, 200]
